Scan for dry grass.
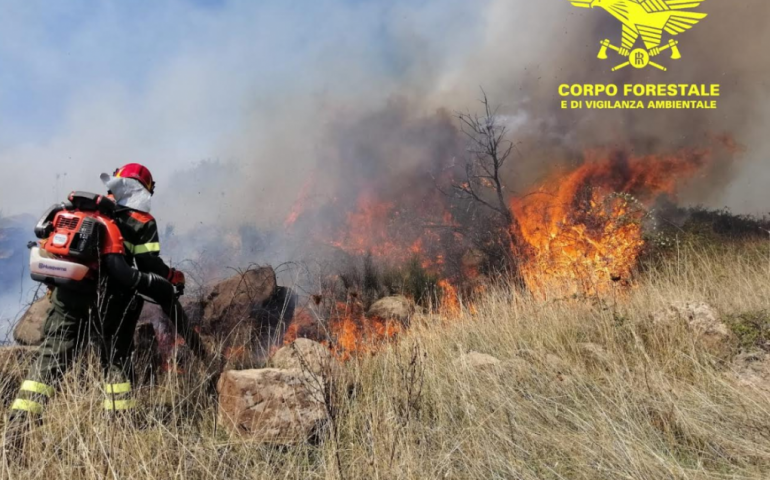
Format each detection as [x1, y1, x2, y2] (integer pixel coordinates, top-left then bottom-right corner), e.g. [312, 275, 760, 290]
[2, 241, 770, 479]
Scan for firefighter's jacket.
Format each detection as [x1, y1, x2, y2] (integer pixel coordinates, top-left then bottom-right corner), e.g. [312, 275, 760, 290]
[113, 209, 171, 279]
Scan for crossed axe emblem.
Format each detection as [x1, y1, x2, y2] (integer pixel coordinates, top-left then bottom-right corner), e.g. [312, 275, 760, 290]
[597, 38, 682, 72]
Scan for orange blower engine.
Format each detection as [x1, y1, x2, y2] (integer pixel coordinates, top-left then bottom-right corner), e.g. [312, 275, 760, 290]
[30, 191, 125, 290]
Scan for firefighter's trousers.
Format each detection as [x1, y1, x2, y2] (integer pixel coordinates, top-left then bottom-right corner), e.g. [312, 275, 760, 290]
[9, 286, 143, 418]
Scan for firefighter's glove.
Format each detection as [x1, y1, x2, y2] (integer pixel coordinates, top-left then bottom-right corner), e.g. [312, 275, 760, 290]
[137, 272, 175, 310]
[167, 268, 186, 296]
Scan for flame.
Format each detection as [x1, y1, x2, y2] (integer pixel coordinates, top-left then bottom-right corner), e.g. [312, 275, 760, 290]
[327, 189, 456, 271]
[438, 279, 461, 317]
[276, 142, 725, 357]
[284, 178, 315, 229]
[282, 307, 320, 345]
[512, 147, 713, 296]
[329, 306, 403, 360]
[331, 194, 404, 260]
[281, 301, 403, 360]
[146, 319, 188, 373]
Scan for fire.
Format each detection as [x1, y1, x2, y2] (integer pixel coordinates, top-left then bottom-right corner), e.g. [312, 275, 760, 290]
[277, 139, 726, 357]
[282, 301, 403, 360]
[328, 304, 403, 360]
[512, 147, 713, 296]
[331, 194, 404, 260]
[144, 319, 188, 373]
[438, 279, 461, 317]
[284, 178, 315, 229]
[282, 308, 320, 346]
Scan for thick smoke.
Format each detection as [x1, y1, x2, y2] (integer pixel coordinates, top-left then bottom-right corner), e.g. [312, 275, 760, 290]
[181, 0, 770, 237]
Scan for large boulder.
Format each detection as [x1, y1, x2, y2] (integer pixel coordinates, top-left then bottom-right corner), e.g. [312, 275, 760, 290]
[652, 302, 733, 355]
[271, 339, 337, 378]
[13, 297, 50, 346]
[367, 295, 415, 324]
[138, 267, 294, 369]
[217, 368, 326, 443]
[202, 267, 277, 333]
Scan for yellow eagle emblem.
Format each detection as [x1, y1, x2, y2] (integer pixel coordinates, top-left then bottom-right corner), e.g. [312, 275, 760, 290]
[568, 0, 708, 71]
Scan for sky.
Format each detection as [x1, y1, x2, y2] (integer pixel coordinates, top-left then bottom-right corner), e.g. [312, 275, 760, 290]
[0, 0, 486, 219]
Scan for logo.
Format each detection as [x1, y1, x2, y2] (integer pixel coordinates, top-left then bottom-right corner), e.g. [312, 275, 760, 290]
[53, 233, 68, 247]
[39, 263, 67, 273]
[567, 0, 708, 72]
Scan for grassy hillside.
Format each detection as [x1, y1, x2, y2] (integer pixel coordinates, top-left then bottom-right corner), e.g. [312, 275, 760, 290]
[1, 240, 770, 479]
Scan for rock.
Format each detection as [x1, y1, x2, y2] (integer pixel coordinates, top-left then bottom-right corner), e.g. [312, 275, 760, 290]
[271, 339, 335, 378]
[453, 351, 501, 370]
[13, 297, 50, 346]
[188, 268, 290, 367]
[367, 295, 415, 324]
[652, 302, 733, 355]
[137, 269, 296, 374]
[217, 368, 326, 443]
[652, 302, 719, 329]
[202, 267, 277, 332]
[200, 268, 281, 366]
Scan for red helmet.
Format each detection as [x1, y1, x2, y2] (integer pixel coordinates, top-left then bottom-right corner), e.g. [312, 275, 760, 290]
[114, 163, 155, 194]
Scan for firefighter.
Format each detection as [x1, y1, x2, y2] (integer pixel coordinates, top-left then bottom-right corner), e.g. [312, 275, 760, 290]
[5, 164, 185, 450]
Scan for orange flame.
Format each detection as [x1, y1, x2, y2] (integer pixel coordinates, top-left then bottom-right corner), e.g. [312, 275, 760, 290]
[277, 142, 726, 357]
[330, 193, 405, 260]
[326, 301, 403, 359]
[327, 189, 455, 270]
[284, 178, 315, 229]
[438, 279, 461, 317]
[512, 147, 713, 296]
[281, 301, 403, 360]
